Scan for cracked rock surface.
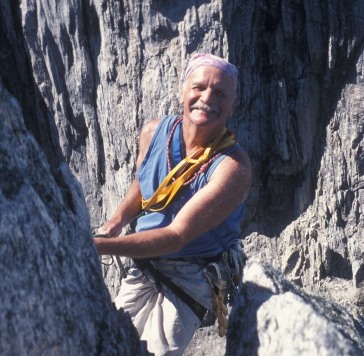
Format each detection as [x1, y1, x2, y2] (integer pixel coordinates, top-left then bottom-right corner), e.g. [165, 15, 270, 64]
[1, 0, 364, 355]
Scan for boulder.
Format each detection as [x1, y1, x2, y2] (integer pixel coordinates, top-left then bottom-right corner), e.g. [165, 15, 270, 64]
[1, 0, 364, 354]
[0, 82, 147, 355]
[227, 262, 364, 355]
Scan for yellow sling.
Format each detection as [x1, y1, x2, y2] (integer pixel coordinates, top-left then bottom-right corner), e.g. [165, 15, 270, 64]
[141, 128, 236, 212]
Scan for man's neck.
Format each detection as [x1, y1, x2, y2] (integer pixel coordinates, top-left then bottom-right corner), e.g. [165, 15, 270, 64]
[181, 118, 225, 156]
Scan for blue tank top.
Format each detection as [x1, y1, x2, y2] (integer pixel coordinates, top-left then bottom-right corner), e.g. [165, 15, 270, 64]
[136, 115, 245, 258]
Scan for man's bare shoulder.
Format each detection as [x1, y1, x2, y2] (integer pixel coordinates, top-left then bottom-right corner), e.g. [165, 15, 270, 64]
[210, 147, 252, 202]
[137, 118, 161, 167]
[215, 147, 251, 173]
[140, 118, 160, 141]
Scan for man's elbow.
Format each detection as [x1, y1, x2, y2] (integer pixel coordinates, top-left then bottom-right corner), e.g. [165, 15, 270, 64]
[165, 225, 191, 252]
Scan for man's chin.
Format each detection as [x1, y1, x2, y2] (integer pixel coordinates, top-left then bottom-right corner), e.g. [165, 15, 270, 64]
[189, 110, 219, 123]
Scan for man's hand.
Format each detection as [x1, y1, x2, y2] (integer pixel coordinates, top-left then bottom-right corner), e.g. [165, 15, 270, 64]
[93, 218, 123, 237]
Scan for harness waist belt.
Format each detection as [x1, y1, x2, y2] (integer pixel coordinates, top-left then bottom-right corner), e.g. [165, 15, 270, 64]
[133, 258, 207, 321]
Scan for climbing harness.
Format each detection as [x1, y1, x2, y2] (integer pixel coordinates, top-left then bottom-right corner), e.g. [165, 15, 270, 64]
[141, 116, 236, 212]
[92, 117, 245, 336]
[203, 241, 247, 337]
[134, 258, 207, 321]
[135, 241, 247, 336]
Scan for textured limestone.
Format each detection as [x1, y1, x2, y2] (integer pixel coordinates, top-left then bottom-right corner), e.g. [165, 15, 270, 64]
[227, 263, 364, 355]
[2, 0, 363, 292]
[278, 52, 364, 289]
[0, 82, 147, 355]
[1, 0, 364, 354]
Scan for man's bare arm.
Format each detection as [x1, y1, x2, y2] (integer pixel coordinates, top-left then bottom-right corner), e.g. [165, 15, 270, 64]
[95, 149, 252, 257]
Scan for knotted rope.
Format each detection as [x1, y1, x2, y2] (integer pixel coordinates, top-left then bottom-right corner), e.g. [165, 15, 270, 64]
[141, 123, 236, 212]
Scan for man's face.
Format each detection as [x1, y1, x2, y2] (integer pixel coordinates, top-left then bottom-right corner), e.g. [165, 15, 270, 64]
[180, 65, 236, 129]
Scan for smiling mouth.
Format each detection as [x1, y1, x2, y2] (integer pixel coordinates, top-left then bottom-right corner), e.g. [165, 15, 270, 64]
[190, 103, 217, 114]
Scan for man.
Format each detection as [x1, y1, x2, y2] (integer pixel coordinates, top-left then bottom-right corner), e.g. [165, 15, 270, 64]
[94, 53, 252, 355]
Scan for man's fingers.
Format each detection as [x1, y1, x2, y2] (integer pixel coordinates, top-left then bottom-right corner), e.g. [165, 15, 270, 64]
[92, 226, 109, 237]
[93, 233, 109, 238]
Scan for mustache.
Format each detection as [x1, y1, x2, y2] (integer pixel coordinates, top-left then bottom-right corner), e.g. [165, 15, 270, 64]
[190, 103, 217, 113]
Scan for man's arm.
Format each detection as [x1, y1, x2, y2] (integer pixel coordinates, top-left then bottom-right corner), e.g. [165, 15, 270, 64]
[96, 119, 160, 236]
[94, 149, 252, 257]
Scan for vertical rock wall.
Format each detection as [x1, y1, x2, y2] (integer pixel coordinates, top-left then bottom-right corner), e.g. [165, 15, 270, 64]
[1, 0, 363, 319]
[279, 52, 364, 288]
[0, 82, 146, 354]
[15, 0, 235, 227]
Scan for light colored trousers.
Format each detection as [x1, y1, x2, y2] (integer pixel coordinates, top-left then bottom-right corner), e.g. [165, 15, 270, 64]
[114, 259, 213, 356]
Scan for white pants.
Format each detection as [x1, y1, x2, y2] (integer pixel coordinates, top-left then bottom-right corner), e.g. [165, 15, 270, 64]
[114, 259, 213, 356]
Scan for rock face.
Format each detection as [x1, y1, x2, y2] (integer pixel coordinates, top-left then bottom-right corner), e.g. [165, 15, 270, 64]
[227, 263, 364, 355]
[1, 0, 364, 354]
[2, 0, 362, 292]
[0, 83, 146, 354]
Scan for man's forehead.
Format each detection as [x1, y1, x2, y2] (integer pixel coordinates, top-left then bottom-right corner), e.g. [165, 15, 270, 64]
[184, 53, 238, 90]
[187, 66, 235, 89]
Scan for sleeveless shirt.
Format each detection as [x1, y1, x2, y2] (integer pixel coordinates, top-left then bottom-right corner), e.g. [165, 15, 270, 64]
[136, 115, 245, 258]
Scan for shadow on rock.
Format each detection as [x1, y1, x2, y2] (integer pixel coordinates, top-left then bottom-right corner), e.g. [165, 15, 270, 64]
[227, 262, 364, 356]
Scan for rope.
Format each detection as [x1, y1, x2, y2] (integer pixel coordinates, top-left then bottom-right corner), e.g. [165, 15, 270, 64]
[141, 120, 236, 212]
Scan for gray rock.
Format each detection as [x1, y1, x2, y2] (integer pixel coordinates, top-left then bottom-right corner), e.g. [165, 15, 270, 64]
[227, 262, 364, 355]
[2, 0, 364, 296]
[1, 0, 364, 354]
[0, 83, 147, 355]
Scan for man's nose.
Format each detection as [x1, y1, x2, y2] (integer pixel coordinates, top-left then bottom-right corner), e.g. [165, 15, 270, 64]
[200, 88, 213, 103]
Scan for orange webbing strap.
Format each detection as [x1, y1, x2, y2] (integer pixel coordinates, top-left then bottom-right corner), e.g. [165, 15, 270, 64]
[141, 128, 236, 212]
